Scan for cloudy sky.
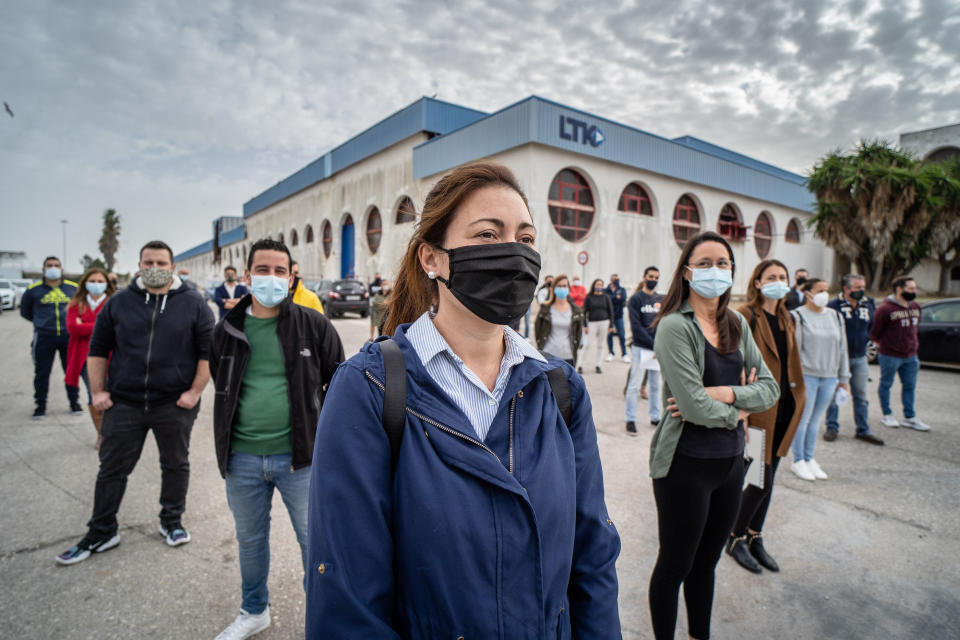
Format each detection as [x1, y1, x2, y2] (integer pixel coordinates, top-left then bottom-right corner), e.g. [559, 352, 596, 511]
[2, 0, 958, 274]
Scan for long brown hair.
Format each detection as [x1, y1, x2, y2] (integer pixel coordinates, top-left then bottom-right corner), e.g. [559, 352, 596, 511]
[652, 231, 742, 353]
[744, 259, 792, 331]
[69, 267, 116, 313]
[383, 162, 530, 335]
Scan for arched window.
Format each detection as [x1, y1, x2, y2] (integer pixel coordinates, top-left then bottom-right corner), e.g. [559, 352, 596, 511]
[717, 203, 744, 240]
[672, 195, 701, 247]
[366, 208, 382, 254]
[755, 212, 774, 258]
[290, 229, 299, 247]
[322, 220, 332, 258]
[305, 225, 314, 243]
[618, 182, 653, 216]
[278, 232, 284, 245]
[396, 196, 416, 224]
[927, 146, 960, 163]
[548, 168, 595, 242]
[785, 218, 801, 243]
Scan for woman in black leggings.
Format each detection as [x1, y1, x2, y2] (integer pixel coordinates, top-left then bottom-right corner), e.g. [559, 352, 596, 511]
[648, 232, 779, 639]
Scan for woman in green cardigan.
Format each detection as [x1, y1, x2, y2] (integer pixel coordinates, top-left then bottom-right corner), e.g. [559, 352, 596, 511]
[647, 231, 779, 640]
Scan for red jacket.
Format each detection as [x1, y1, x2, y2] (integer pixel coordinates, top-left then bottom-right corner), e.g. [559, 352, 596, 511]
[869, 296, 921, 358]
[65, 299, 107, 387]
[569, 284, 587, 307]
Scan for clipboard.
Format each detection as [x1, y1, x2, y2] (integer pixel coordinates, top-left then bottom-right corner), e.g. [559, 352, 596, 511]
[744, 426, 766, 490]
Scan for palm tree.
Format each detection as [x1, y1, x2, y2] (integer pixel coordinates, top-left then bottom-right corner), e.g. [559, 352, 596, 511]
[98, 209, 121, 272]
[807, 141, 938, 291]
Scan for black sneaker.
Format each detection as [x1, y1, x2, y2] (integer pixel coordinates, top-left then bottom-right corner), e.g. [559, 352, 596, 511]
[70, 402, 84, 415]
[55, 534, 120, 566]
[650, 419, 660, 427]
[32, 407, 45, 420]
[595, 366, 602, 374]
[159, 524, 191, 547]
[625, 421, 638, 437]
[823, 429, 838, 442]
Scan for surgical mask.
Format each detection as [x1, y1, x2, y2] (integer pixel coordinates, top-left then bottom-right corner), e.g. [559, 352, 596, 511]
[434, 242, 541, 324]
[180, 274, 189, 281]
[811, 291, 830, 307]
[44, 267, 62, 280]
[554, 287, 570, 299]
[645, 279, 658, 291]
[141, 267, 173, 289]
[761, 281, 790, 300]
[902, 291, 917, 301]
[687, 266, 732, 299]
[251, 275, 289, 307]
[593, 288, 603, 294]
[849, 290, 865, 301]
[87, 282, 107, 296]
[573, 280, 581, 287]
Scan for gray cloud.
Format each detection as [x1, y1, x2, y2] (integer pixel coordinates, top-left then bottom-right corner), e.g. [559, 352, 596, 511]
[1, 0, 958, 271]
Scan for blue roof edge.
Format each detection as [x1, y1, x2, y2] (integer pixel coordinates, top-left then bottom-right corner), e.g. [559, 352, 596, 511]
[671, 135, 805, 184]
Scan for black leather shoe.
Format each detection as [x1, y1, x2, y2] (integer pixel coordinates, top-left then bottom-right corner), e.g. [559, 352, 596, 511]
[823, 429, 838, 442]
[625, 421, 638, 437]
[595, 366, 602, 374]
[855, 433, 885, 446]
[726, 536, 762, 574]
[748, 533, 779, 572]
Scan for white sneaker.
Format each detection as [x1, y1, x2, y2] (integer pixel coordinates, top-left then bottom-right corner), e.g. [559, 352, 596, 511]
[621, 354, 631, 363]
[807, 459, 828, 480]
[215, 608, 271, 640]
[605, 354, 614, 362]
[881, 414, 899, 428]
[900, 417, 931, 431]
[790, 460, 816, 481]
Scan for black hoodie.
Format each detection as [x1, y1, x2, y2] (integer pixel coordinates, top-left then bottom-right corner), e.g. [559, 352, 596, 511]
[88, 276, 214, 407]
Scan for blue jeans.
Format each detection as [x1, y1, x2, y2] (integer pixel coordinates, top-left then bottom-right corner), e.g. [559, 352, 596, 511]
[607, 315, 626, 356]
[793, 375, 837, 462]
[225, 451, 310, 615]
[625, 345, 660, 422]
[877, 354, 918, 419]
[825, 356, 870, 435]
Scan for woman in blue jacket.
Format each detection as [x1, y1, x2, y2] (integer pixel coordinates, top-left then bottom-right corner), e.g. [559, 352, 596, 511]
[306, 162, 622, 639]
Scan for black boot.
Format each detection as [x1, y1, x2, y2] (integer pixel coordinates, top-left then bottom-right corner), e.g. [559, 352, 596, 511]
[748, 533, 780, 572]
[726, 535, 762, 574]
[625, 421, 637, 437]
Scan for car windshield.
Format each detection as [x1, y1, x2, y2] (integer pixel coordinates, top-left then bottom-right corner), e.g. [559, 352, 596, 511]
[0, 281, 11, 289]
[334, 280, 365, 292]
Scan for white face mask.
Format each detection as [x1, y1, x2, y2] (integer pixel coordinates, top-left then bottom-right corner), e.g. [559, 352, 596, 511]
[811, 291, 830, 308]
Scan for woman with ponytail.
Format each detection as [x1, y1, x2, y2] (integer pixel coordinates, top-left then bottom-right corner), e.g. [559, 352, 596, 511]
[305, 162, 621, 639]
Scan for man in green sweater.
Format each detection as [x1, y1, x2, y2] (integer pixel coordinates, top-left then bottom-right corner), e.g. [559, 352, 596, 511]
[209, 239, 344, 640]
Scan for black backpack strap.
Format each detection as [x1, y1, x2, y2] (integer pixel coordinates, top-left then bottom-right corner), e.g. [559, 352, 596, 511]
[546, 366, 573, 426]
[378, 338, 406, 469]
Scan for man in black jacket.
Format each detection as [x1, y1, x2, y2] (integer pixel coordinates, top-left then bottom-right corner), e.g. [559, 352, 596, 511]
[56, 240, 214, 566]
[209, 239, 344, 639]
[785, 267, 809, 311]
[625, 266, 663, 434]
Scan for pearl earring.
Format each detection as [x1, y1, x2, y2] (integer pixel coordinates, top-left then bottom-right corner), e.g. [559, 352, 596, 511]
[427, 271, 436, 280]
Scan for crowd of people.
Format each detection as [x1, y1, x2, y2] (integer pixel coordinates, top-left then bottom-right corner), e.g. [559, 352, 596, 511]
[18, 160, 933, 640]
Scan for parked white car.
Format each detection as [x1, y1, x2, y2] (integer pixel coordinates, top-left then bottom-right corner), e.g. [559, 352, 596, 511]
[12, 279, 32, 307]
[0, 280, 14, 310]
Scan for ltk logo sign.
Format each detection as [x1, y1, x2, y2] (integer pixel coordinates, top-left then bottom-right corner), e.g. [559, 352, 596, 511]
[559, 115, 605, 147]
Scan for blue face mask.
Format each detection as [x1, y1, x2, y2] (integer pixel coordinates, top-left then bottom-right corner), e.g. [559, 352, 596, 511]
[761, 281, 790, 300]
[687, 266, 732, 299]
[45, 267, 62, 281]
[87, 282, 107, 296]
[554, 287, 570, 300]
[251, 275, 288, 308]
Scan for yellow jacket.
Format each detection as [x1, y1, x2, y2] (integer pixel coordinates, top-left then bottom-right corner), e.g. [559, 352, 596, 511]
[292, 279, 324, 314]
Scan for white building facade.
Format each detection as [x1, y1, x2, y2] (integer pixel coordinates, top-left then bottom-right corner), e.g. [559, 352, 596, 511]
[176, 96, 833, 295]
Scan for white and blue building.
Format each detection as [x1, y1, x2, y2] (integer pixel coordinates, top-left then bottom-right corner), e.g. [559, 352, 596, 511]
[175, 96, 833, 294]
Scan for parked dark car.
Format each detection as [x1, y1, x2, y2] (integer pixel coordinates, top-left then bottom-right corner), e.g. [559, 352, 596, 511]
[314, 279, 369, 318]
[866, 297, 960, 368]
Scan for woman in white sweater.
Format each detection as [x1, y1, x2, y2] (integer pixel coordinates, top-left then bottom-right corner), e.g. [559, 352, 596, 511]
[790, 278, 850, 481]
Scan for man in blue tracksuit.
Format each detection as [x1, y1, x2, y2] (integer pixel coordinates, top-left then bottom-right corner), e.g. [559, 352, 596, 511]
[625, 266, 664, 434]
[824, 273, 884, 445]
[20, 256, 79, 418]
[604, 274, 629, 361]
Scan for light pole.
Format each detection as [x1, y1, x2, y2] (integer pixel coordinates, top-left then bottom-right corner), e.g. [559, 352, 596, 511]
[60, 219, 68, 269]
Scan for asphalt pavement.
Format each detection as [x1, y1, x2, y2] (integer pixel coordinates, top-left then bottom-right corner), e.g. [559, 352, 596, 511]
[0, 309, 957, 639]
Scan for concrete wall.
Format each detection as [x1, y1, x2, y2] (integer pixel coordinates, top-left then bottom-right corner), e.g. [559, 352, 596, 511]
[900, 123, 960, 160]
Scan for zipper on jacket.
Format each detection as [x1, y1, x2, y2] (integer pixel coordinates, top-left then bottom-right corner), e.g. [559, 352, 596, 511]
[55, 294, 61, 336]
[508, 395, 516, 475]
[364, 370, 510, 470]
[143, 295, 161, 411]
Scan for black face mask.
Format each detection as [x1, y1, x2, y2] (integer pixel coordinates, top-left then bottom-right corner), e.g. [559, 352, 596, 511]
[849, 290, 865, 301]
[795, 276, 807, 286]
[902, 291, 916, 301]
[645, 279, 658, 291]
[435, 242, 541, 324]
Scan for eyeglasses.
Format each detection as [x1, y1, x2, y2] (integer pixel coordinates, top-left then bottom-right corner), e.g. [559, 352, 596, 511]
[687, 259, 733, 270]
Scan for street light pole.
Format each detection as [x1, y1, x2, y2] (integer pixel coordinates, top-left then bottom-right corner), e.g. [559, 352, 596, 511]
[60, 219, 68, 269]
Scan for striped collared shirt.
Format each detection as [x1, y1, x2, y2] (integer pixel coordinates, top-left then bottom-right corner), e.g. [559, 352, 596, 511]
[406, 312, 546, 441]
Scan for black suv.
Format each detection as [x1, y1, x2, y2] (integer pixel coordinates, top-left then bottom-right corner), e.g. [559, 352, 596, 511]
[315, 279, 369, 318]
